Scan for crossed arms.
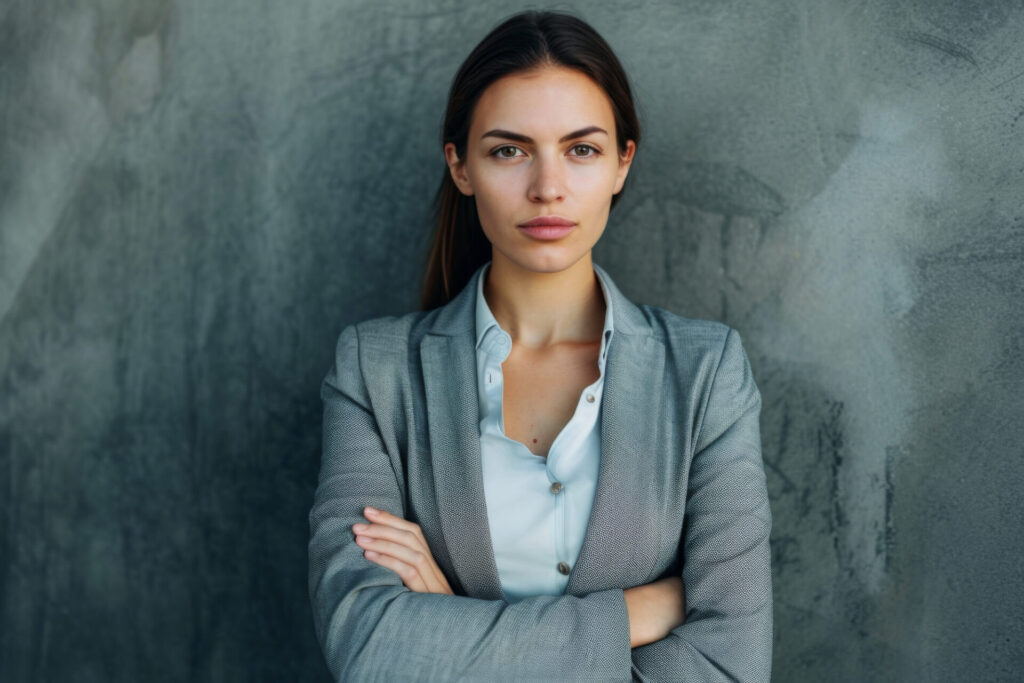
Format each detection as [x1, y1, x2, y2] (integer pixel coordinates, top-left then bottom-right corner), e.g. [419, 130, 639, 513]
[308, 324, 772, 682]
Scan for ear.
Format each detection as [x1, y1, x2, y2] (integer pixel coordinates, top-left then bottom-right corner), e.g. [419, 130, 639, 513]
[444, 142, 474, 196]
[612, 140, 636, 195]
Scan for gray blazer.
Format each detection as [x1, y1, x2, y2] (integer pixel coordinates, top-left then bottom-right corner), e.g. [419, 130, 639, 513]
[309, 263, 773, 682]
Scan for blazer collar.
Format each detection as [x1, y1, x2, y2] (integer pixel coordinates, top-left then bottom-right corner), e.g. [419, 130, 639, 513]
[474, 259, 616, 371]
[420, 260, 666, 600]
[428, 259, 653, 340]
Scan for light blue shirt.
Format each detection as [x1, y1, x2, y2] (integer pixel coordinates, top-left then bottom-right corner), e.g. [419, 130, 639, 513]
[474, 260, 615, 603]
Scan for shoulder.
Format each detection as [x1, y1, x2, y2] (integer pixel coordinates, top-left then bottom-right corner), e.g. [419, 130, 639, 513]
[636, 303, 736, 357]
[634, 303, 757, 398]
[323, 311, 425, 392]
[633, 306, 761, 451]
[330, 308, 435, 355]
[323, 309, 436, 404]
[345, 310, 426, 340]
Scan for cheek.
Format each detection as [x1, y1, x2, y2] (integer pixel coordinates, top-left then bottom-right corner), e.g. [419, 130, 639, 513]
[571, 157, 619, 181]
[473, 173, 513, 196]
[471, 174, 521, 214]
[571, 164, 620, 198]
[470, 160, 619, 203]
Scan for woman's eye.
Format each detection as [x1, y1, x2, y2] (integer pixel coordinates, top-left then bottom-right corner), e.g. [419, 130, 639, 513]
[491, 144, 599, 159]
[571, 144, 599, 158]
[494, 146, 522, 159]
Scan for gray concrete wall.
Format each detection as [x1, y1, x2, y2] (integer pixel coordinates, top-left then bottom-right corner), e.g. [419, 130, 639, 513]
[2, 1, 1021, 680]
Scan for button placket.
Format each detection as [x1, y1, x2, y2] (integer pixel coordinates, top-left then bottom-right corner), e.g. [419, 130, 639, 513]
[559, 475, 568, 566]
[475, 262, 618, 599]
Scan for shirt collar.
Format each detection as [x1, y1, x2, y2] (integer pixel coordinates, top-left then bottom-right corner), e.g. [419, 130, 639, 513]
[474, 260, 615, 364]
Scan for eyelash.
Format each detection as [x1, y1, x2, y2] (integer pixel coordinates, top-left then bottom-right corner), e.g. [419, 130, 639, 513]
[490, 144, 601, 160]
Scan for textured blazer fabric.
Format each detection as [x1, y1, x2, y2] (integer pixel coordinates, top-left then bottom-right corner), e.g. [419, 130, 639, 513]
[308, 263, 773, 682]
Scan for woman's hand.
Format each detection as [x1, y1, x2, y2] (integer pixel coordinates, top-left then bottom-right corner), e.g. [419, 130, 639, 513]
[623, 575, 686, 648]
[352, 506, 455, 595]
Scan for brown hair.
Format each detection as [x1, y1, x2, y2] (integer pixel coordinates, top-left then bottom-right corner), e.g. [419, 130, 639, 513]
[418, 10, 642, 310]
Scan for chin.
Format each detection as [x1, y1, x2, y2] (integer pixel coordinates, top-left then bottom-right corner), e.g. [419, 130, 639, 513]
[498, 248, 592, 275]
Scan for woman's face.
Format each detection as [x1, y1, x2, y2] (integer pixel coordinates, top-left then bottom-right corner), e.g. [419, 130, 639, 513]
[444, 64, 635, 274]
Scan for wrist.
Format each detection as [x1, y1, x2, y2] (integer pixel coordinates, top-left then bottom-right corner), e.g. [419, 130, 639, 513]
[623, 584, 652, 648]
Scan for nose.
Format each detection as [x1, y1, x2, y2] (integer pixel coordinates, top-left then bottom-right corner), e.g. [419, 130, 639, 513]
[527, 153, 566, 203]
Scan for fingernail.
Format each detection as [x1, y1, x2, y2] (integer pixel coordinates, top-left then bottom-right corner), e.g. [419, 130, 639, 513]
[352, 523, 366, 531]
[365, 507, 378, 515]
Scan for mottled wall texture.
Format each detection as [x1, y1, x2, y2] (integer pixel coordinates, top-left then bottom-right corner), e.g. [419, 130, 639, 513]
[2, 0, 1021, 680]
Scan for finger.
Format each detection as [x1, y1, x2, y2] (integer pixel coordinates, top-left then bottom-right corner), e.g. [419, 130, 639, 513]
[355, 535, 426, 569]
[352, 524, 444, 581]
[352, 523, 424, 554]
[353, 524, 434, 570]
[357, 526, 439, 589]
[363, 507, 427, 543]
[355, 515, 452, 595]
[362, 550, 427, 592]
[356, 534, 451, 594]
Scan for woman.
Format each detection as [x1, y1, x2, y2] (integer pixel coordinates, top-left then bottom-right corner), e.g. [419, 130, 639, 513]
[309, 10, 772, 682]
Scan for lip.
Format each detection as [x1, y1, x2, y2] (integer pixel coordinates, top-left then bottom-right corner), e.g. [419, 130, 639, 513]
[517, 224, 576, 240]
[518, 216, 576, 227]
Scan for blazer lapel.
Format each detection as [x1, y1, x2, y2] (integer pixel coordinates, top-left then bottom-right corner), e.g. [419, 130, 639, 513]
[565, 326, 666, 595]
[420, 261, 665, 601]
[422, 328, 506, 600]
[421, 264, 505, 599]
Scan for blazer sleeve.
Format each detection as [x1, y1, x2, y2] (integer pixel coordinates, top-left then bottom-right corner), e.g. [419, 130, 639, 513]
[309, 323, 634, 683]
[629, 327, 773, 683]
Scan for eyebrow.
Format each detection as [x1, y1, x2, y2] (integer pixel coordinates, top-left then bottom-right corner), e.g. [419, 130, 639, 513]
[480, 126, 609, 144]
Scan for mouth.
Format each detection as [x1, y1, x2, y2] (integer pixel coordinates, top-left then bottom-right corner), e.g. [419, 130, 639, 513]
[517, 223, 577, 240]
[518, 216, 576, 228]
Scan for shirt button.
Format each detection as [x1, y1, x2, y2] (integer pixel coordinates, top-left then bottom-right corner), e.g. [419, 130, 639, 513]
[557, 562, 571, 575]
[549, 481, 563, 494]
[585, 393, 595, 403]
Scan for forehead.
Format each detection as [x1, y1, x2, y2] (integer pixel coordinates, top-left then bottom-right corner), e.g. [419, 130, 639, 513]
[470, 65, 615, 136]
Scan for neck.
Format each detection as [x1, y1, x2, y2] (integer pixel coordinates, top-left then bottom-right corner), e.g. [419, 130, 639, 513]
[483, 251, 605, 350]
